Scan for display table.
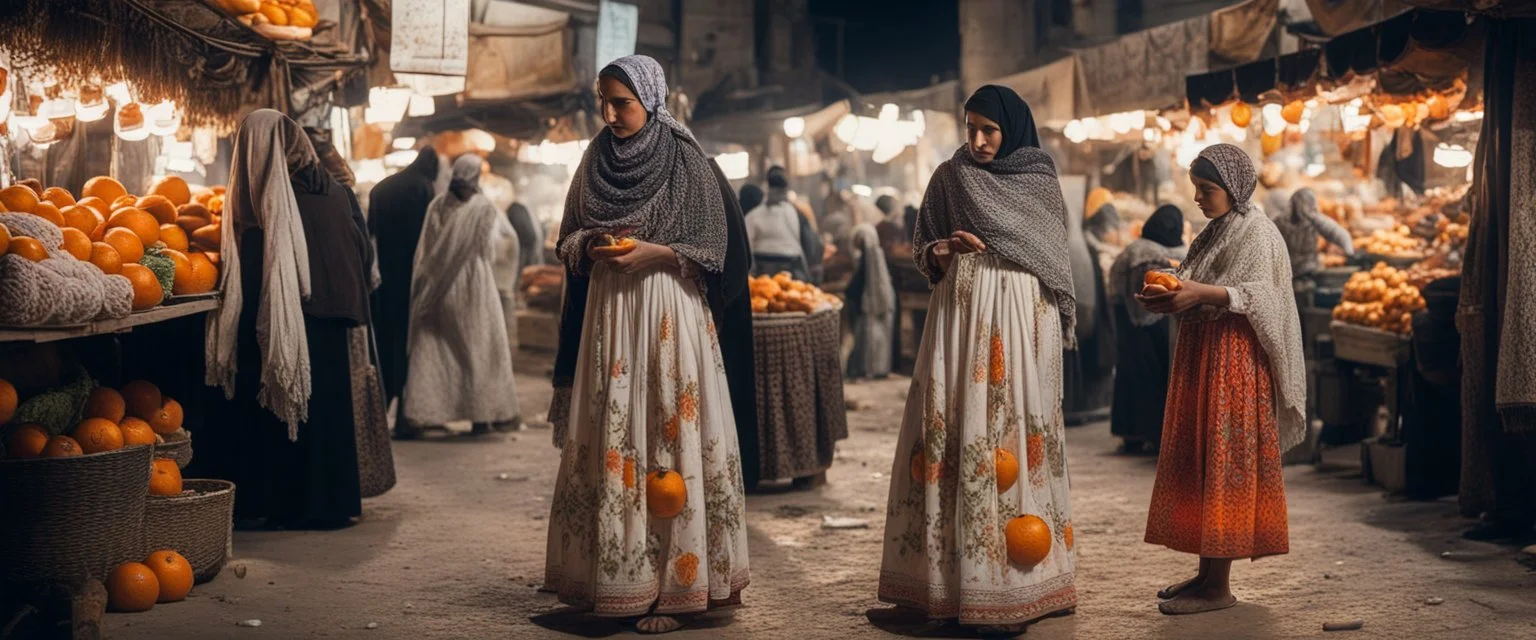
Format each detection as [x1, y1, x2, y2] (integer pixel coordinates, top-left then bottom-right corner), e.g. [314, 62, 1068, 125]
[1330, 321, 1413, 491]
[751, 308, 848, 483]
[0, 298, 221, 344]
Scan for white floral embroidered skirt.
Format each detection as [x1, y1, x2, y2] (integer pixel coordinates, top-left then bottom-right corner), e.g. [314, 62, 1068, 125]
[878, 254, 1078, 626]
[544, 265, 751, 617]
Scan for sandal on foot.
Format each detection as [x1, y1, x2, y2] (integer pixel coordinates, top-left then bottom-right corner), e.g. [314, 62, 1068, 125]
[635, 615, 683, 634]
[1158, 593, 1237, 616]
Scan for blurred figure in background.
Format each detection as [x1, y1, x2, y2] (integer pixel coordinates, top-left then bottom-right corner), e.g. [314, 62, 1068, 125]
[746, 166, 812, 282]
[1109, 204, 1186, 452]
[401, 155, 522, 437]
[367, 146, 440, 435]
[1275, 187, 1354, 279]
[845, 223, 895, 380]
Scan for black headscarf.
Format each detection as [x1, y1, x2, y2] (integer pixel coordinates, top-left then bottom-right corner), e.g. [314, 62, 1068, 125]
[1190, 156, 1226, 193]
[963, 85, 1041, 159]
[767, 166, 789, 189]
[739, 183, 764, 214]
[1141, 205, 1184, 248]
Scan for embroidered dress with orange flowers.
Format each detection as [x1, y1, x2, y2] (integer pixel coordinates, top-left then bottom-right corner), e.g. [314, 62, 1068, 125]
[878, 253, 1078, 626]
[543, 263, 750, 616]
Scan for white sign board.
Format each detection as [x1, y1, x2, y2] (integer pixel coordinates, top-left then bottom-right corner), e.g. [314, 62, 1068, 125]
[595, 1, 639, 73]
[392, 0, 471, 76]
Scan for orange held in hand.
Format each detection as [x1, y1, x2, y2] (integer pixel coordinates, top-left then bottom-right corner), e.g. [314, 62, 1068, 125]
[1142, 270, 1182, 292]
[1005, 514, 1053, 567]
[592, 233, 638, 259]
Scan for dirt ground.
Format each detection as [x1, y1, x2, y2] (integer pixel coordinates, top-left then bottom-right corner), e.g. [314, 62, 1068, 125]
[105, 353, 1536, 640]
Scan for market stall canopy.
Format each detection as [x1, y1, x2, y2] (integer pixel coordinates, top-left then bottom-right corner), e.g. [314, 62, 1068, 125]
[0, 0, 373, 127]
[1307, 0, 1415, 36]
[991, 56, 1081, 127]
[1185, 8, 1483, 107]
[463, 3, 576, 101]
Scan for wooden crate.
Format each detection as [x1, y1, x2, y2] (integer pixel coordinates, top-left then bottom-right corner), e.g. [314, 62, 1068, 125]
[517, 309, 561, 352]
[1330, 321, 1410, 368]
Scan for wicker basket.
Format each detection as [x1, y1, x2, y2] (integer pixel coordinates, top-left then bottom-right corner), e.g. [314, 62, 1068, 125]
[154, 430, 193, 469]
[143, 479, 235, 584]
[0, 445, 151, 584]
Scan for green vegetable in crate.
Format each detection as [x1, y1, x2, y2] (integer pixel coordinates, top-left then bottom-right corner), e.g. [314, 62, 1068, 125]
[138, 247, 175, 297]
[13, 369, 95, 436]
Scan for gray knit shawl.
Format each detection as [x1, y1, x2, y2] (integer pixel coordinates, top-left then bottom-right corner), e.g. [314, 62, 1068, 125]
[914, 145, 1076, 345]
[1178, 143, 1308, 453]
[556, 55, 726, 275]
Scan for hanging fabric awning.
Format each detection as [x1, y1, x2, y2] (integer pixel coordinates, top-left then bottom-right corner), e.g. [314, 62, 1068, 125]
[1070, 15, 1211, 117]
[1306, 0, 1415, 37]
[992, 56, 1081, 126]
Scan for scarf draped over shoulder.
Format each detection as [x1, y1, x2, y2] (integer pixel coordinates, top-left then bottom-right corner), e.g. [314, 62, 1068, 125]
[914, 145, 1077, 346]
[1178, 143, 1308, 453]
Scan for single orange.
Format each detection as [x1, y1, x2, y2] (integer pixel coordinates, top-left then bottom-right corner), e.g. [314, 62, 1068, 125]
[110, 195, 140, 213]
[136, 195, 177, 224]
[107, 208, 159, 245]
[1004, 515, 1053, 567]
[5, 423, 49, 458]
[61, 205, 105, 234]
[149, 458, 183, 496]
[76, 196, 111, 218]
[145, 550, 194, 602]
[148, 176, 192, 206]
[106, 562, 159, 613]
[0, 185, 39, 213]
[84, 386, 126, 421]
[165, 249, 194, 295]
[119, 417, 157, 447]
[72, 417, 124, 454]
[0, 223, 9, 258]
[645, 468, 687, 519]
[8, 237, 48, 262]
[41, 435, 82, 458]
[89, 241, 123, 275]
[82, 176, 129, 205]
[104, 227, 144, 264]
[30, 202, 66, 227]
[60, 228, 92, 260]
[996, 448, 1019, 493]
[121, 263, 163, 310]
[159, 225, 189, 252]
[121, 380, 163, 420]
[187, 252, 218, 293]
[147, 397, 183, 435]
[0, 378, 15, 424]
[41, 186, 76, 209]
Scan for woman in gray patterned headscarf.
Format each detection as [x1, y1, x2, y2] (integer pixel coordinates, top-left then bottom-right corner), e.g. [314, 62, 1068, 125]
[543, 54, 753, 635]
[878, 85, 1077, 635]
[1138, 143, 1304, 616]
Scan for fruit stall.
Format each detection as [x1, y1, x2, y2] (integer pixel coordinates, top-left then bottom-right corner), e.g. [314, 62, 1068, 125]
[748, 273, 849, 487]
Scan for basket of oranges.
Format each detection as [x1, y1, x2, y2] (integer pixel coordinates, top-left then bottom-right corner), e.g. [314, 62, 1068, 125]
[144, 478, 236, 584]
[0, 441, 152, 584]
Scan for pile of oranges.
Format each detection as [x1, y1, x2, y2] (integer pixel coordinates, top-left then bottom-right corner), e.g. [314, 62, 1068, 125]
[107, 549, 196, 613]
[1333, 262, 1427, 335]
[3, 378, 186, 495]
[749, 273, 840, 314]
[0, 176, 221, 311]
[1354, 224, 1425, 258]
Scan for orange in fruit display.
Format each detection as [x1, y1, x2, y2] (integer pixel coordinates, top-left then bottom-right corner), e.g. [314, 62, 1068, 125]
[1282, 100, 1306, 125]
[148, 176, 192, 206]
[149, 458, 183, 496]
[166, 249, 194, 294]
[0, 185, 40, 213]
[191, 224, 220, 250]
[996, 448, 1019, 493]
[89, 242, 123, 275]
[83, 176, 129, 205]
[85, 386, 127, 421]
[1004, 514, 1052, 566]
[76, 196, 111, 218]
[42, 435, 82, 458]
[645, 468, 687, 519]
[9, 237, 48, 262]
[72, 418, 125, 454]
[31, 202, 66, 227]
[145, 550, 194, 603]
[159, 225, 190, 252]
[175, 215, 208, 236]
[6, 423, 50, 458]
[61, 205, 105, 234]
[119, 417, 157, 447]
[187, 252, 219, 293]
[107, 208, 160, 245]
[122, 263, 164, 310]
[1229, 101, 1253, 128]
[110, 195, 140, 213]
[121, 380, 163, 420]
[147, 398, 183, 435]
[137, 195, 177, 224]
[0, 378, 16, 424]
[41, 186, 76, 209]
[104, 227, 145, 264]
[61, 228, 92, 261]
[0, 223, 9, 257]
[106, 562, 159, 612]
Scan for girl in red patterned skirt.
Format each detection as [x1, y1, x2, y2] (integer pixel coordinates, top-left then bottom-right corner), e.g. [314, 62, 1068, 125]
[1136, 143, 1307, 615]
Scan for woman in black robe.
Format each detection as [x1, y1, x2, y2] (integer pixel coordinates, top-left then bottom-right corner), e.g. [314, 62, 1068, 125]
[1108, 205, 1185, 451]
[367, 147, 439, 435]
[196, 110, 372, 530]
